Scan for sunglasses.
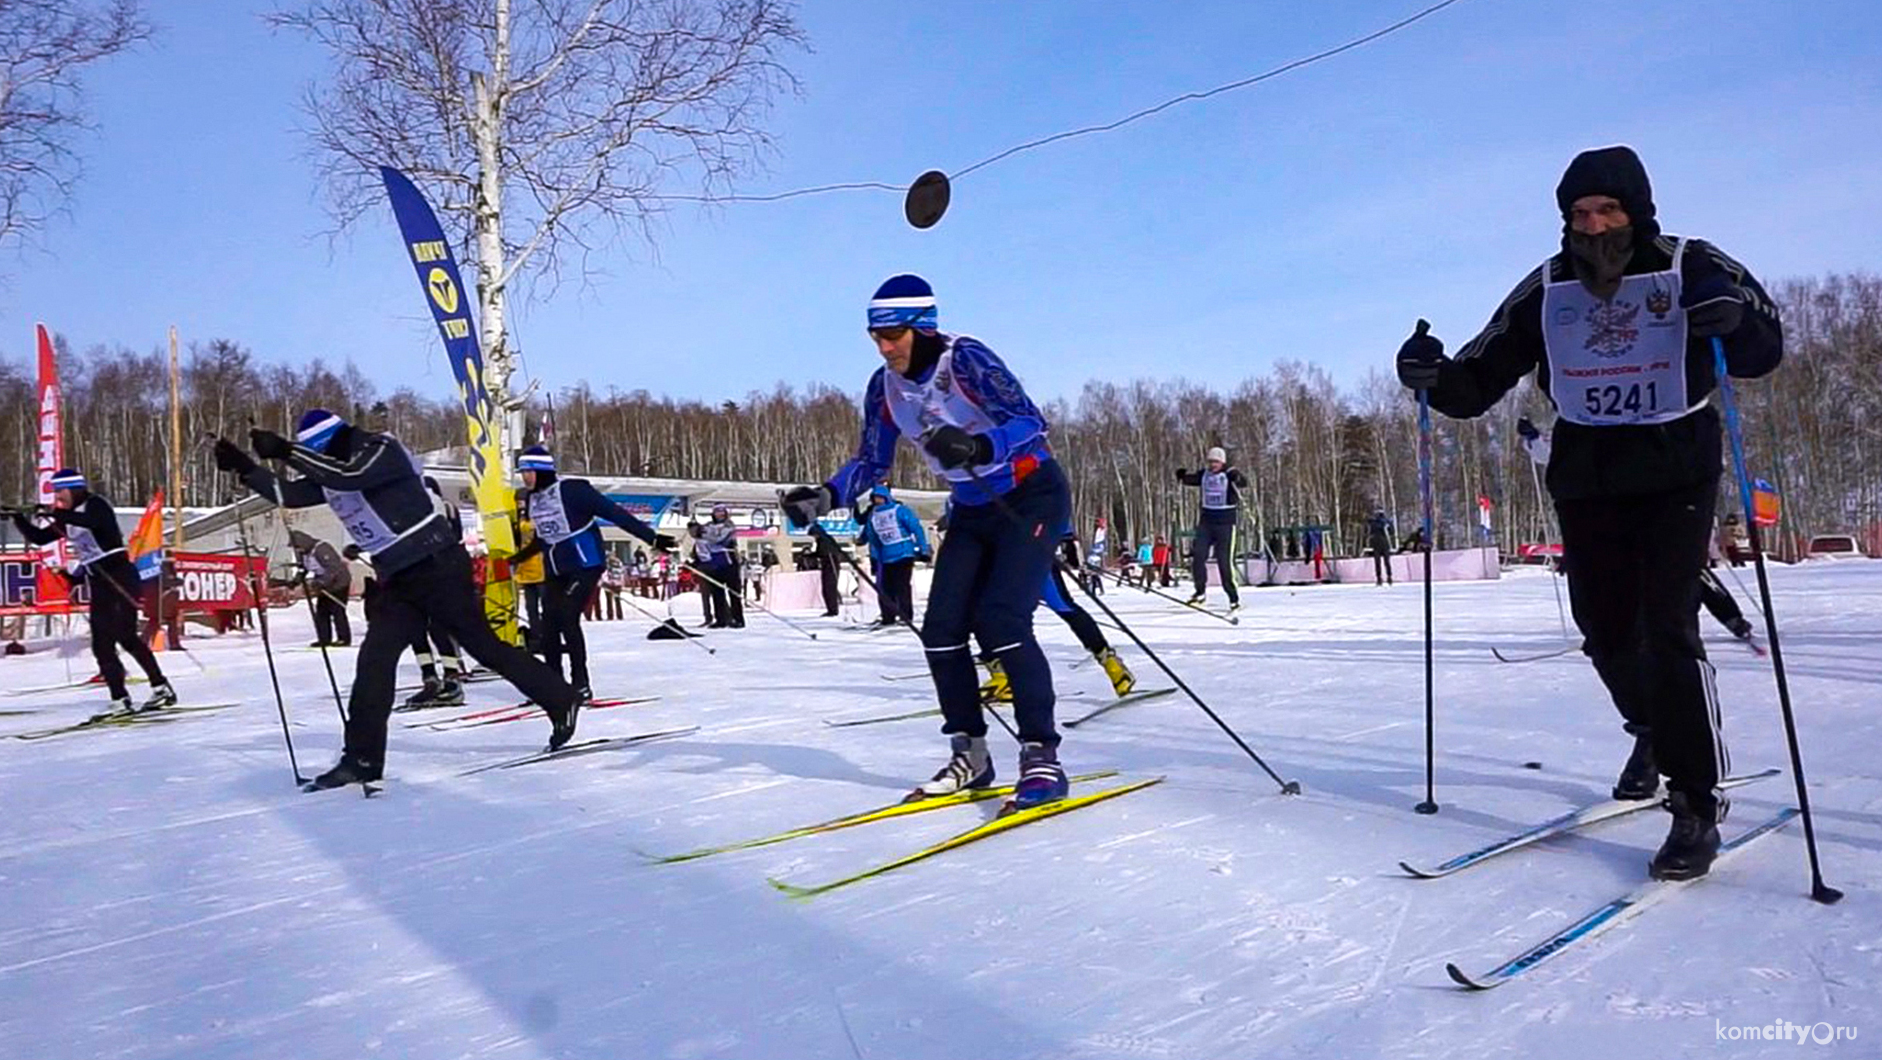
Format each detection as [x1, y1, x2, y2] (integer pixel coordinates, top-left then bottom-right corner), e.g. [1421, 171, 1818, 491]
[867, 325, 911, 342]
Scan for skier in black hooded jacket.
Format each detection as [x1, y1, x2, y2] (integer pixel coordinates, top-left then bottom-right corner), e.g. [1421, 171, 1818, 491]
[1395, 145, 1782, 881]
[215, 409, 583, 790]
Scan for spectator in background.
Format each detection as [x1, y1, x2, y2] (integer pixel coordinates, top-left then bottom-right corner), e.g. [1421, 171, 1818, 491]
[1152, 535, 1172, 587]
[289, 529, 352, 647]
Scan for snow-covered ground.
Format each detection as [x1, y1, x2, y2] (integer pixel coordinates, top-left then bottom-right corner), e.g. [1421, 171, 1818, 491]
[1, 562, 1877, 1060]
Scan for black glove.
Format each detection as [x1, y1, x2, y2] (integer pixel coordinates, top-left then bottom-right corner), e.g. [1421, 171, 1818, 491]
[213, 438, 257, 475]
[782, 484, 835, 528]
[1681, 274, 1745, 338]
[250, 428, 292, 461]
[1396, 318, 1446, 391]
[651, 533, 678, 553]
[1174, 468, 1189, 481]
[922, 425, 992, 470]
[1516, 416, 1539, 441]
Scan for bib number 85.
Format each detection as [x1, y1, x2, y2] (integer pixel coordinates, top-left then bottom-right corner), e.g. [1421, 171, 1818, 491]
[1583, 381, 1659, 419]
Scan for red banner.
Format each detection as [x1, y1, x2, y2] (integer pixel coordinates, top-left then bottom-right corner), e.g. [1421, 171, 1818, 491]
[34, 324, 71, 608]
[171, 553, 269, 612]
[1, 551, 267, 616]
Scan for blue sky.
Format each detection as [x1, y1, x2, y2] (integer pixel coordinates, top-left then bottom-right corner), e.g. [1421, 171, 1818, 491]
[2, 0, 1878, 408]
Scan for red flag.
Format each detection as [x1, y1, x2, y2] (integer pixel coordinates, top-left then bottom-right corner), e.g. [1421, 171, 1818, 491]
[33, 324, 71, 609]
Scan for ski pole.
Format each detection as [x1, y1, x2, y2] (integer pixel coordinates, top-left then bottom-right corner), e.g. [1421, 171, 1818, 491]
[296, 572, 350, 725]
[799, 511, 1018, 741]
[1087, 561, 1239, 626]
[232, 495, 305, 786]
[1712, 337, 1841, 904]
[962, 468, 1296, 792]
[613, 579, 717, 657]
[1526, 457, 1571, 643]
[683, 561, 820, 641]
[1415, 375, 1439, 816]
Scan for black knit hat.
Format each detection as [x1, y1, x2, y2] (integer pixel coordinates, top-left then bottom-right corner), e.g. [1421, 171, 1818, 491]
[1555, 145, 1659, 246]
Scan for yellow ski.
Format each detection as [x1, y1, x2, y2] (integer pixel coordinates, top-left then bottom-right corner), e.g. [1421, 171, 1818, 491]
[768, 776, 1165, 899]
[644, 771, 1122, 864]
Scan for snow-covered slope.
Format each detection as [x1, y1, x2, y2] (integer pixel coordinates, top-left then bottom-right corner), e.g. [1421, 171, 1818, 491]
[1, 563, 1875, 1059]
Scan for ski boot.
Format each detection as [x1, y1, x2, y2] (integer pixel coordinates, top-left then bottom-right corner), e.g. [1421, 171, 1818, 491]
[978, 659, 1013, 704]
[547, 696, 582, 752]
[398, 679, 445, 712]
[1096, 647, 1136, 697]
[907, 734, 994, 802]
[138, 681, 178, 713]
[1649, 792, 1721, 880]
[303, 752, 383, 792]
[1006, 742, 1069, 813]
[88, 696, 136, 723]
[432, 679, 465, 708]
[1227, 599, 1242, 614]
[1186, 591, 1206, 606]
[1612, 731, 1660, 801]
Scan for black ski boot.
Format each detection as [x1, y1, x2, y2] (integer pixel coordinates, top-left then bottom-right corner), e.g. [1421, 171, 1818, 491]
[547, 695, 583, 752]
[1649, 792, 1721, 880]
[138, 681, 178, 712]
[1612, 732, 1660, 801]
[397, 679, 444, 712]
[433, 679, 465, 707]
[303, 753, 383, 792]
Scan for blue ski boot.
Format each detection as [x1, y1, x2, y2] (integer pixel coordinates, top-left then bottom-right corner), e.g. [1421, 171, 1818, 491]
[1008, 742, 1069, 812]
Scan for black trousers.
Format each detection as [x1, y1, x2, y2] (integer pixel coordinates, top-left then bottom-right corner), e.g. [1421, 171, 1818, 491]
[703, 561, 742, 627]
[1698, 568, 1745, 630]
[923, 461, 1070, 747]
[1371, 546, 1393, 585]
[314, 586, 351, 645]
[1557, 479, 1730, 818]
[879, 558, 916, 625]
[409, 620, 461, 680]
[87, 556, 165, 700]
[541, 566, 603, 691]
[819, 553, 841, 615]
[1042, 566, 1107, 656]
[347, 546, 575, 763]
[521, 581, 544, 639]
[1191, 519, 1239, 603]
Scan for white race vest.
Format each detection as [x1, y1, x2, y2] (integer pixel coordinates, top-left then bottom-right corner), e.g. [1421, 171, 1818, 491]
[65, 523, 120, 568]
[320, 442, 436, 553]
[1200, 470, 1233, 509]
[869, 506, 908, 546]
[527, 483, 593, 546]
[880, 346, 1004, 484]
[1544, 238, 1695, 427]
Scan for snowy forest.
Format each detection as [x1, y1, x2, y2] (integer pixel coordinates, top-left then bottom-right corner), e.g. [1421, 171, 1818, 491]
[2, 271, 1876, 558]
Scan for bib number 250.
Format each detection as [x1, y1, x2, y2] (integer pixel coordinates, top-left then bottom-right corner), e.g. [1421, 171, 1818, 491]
[1583, 381, 1658, 419]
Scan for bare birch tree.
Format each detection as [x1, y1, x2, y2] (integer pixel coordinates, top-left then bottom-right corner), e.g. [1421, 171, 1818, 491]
[270, 0, 805, 445]
[0, 0, 148, 256]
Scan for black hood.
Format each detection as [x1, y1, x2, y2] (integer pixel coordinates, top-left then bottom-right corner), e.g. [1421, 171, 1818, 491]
[528, 469, 558, 491]
[905, 329, 946, 380]
[1555, 145, 1659, 250]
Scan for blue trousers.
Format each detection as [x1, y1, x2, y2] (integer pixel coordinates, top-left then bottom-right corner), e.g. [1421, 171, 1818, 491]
[922, 460, 1071, 746]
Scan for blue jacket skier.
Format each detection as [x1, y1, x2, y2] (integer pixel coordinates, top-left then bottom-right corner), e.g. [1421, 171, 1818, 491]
[855, 483, 930, 628]
[783, 274, 1073, 810]
[512, 445, 669, 695]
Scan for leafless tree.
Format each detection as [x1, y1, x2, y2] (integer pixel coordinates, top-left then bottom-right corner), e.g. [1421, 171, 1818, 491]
[0, 0, 148, 255]
[269, 0, 806, 443]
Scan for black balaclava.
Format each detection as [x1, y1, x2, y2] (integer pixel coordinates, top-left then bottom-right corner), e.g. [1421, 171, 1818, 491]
[1554, 145, 1659, 299]
[905, 329, 946, 380]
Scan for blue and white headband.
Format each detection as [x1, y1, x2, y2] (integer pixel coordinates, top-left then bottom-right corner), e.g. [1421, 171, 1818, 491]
[518, 449, 556, 472]
[867, 295, 937, 331]
[296, 412, 345, 451]
[49, 469, 87, 491]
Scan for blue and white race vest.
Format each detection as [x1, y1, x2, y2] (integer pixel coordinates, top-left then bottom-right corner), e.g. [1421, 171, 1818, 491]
[879, 347, 1006, 486]
[1544, 238, 1695, 427]
[1200, 470, 1233, 509]
[868, 506, 909, 547]
[64, 523, 119, 568]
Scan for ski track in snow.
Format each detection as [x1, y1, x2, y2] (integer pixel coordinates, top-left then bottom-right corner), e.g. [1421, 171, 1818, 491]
[0, 567, 1879, 1059]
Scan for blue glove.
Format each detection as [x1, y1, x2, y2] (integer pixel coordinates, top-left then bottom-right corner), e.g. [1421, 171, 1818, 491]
[1681, 274, 1745, 338]
[1396, 319, 1445, 390]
